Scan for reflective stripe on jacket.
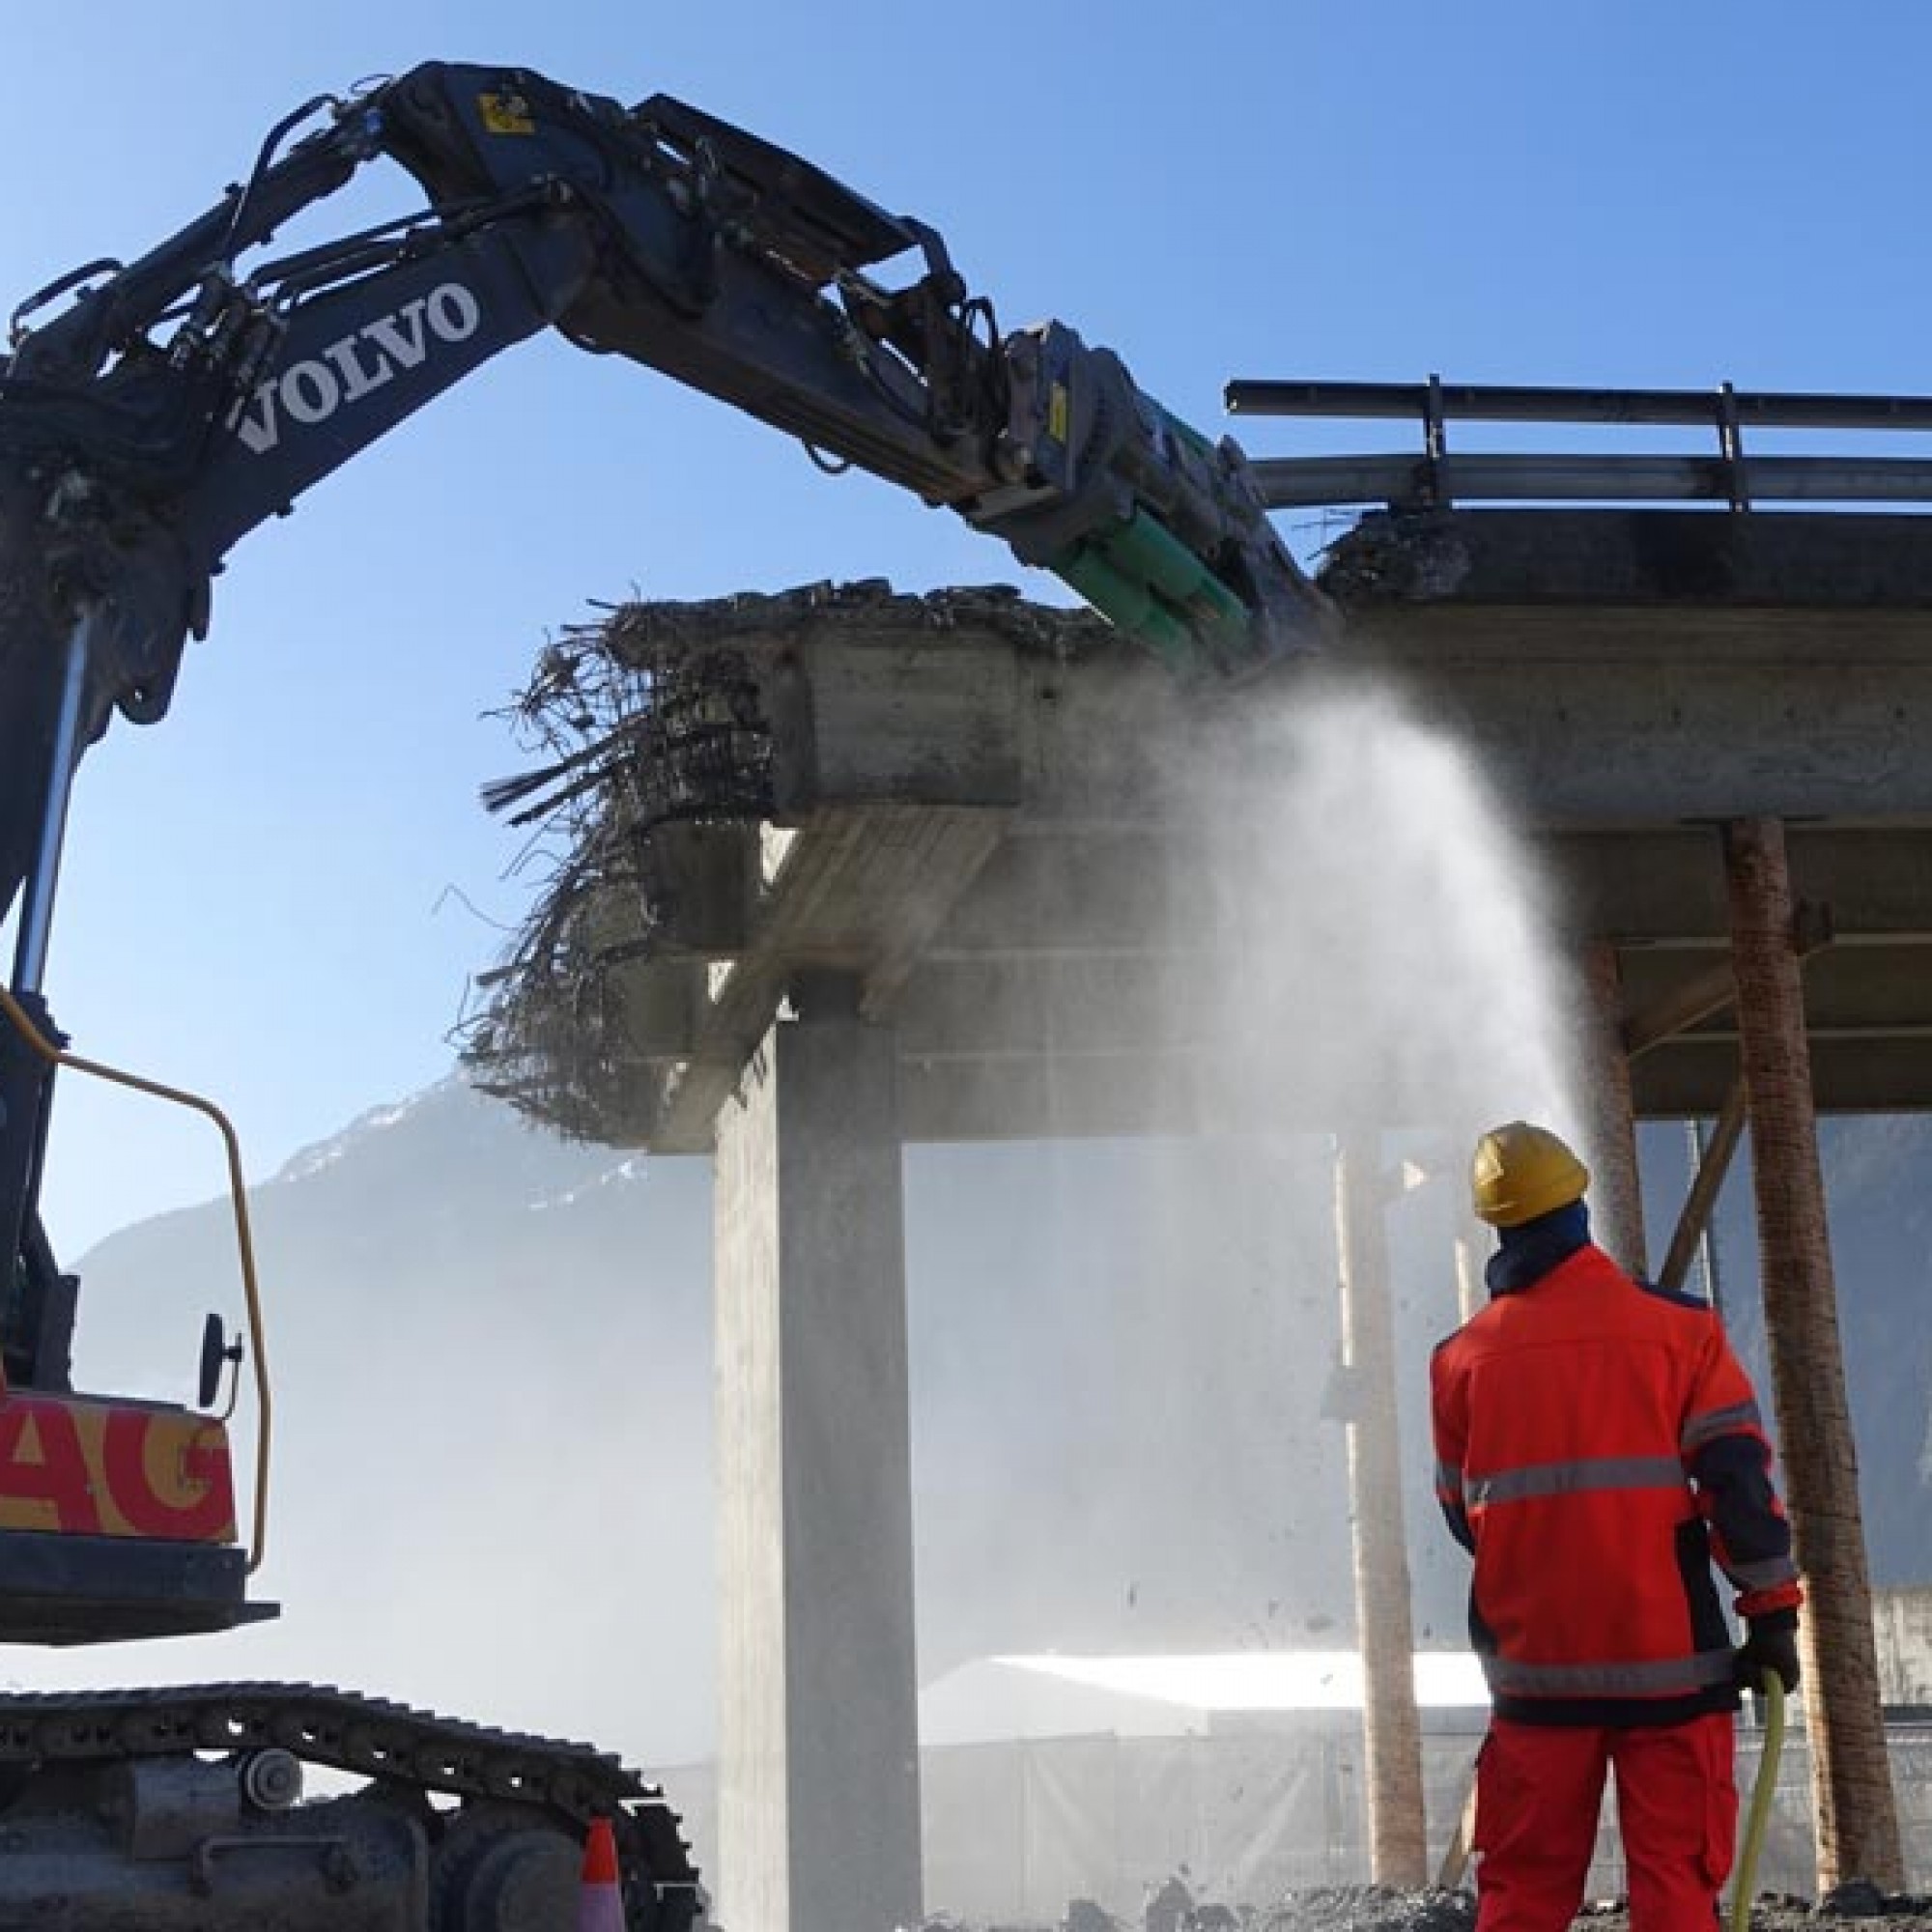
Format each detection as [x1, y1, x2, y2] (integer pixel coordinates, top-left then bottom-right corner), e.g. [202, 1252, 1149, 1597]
[1430, 1241, 1802, 1726]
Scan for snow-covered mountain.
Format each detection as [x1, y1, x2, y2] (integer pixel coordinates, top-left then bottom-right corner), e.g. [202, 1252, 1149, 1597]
[35, 1081, 1370, 1772]
[42, 1075, 715, 1766]
[17, 1082, 1931, 1781]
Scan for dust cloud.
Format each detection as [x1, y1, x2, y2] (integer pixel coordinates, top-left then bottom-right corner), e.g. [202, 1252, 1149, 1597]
[907, 669, 1585, 1676]
[1186, 673, 1581, 1145]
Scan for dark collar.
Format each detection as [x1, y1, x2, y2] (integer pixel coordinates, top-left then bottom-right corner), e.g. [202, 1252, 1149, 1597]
[1486, 1201, 1592, 1296]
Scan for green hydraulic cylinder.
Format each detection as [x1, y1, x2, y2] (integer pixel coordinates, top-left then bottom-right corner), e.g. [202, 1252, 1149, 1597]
[1051, 545, 1197, 673]
[1049, 514, 1255, 677]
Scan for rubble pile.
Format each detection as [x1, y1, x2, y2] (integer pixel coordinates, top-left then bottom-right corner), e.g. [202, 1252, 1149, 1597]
[463, 580, 1106, 1140]
[917, 1881, 1932, 1932]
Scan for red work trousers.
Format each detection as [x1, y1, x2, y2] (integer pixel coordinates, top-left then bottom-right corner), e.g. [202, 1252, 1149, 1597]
[1473, 1712, 1738, 1932]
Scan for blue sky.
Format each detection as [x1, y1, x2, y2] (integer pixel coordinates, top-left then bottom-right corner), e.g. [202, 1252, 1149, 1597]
[11, 0, 1932, 1246]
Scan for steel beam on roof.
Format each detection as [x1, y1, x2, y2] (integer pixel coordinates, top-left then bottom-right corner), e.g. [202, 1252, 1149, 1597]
[1633, 1035, 1932, 1116]
[1224, 378, 1932, 432]
[1550, 830, 1932, 948]
[1250, 452, 1932, 511]
[1620, 906, 1832, 1059]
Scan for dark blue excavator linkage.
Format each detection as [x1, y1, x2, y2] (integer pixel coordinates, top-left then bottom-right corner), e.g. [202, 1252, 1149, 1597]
[0, 63, 1325, 1928]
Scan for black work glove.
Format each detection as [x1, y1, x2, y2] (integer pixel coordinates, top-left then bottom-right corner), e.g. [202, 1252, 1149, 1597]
[1735, 1612, 1801, 1694]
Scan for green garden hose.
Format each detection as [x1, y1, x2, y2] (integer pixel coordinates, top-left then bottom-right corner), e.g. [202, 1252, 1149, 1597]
[1730, 1674, 1788, 1932]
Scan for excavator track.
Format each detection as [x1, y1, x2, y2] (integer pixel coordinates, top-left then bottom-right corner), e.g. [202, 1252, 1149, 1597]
[0, 1680, 702, 1930]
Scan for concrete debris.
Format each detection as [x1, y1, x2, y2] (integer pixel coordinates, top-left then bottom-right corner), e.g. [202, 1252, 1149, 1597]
[1819, 1882, 1914, 1920]
[592, 578, 1113, 667]
[915, 1887, 1932, 1932]
[1313, 512, 1474, 606]
[1245, 1886, 1474, 1932]
[461, 579, 1106, 1143]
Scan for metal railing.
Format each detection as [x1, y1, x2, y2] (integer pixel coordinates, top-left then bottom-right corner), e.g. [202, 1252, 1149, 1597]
[1225, 376, 1932, 514]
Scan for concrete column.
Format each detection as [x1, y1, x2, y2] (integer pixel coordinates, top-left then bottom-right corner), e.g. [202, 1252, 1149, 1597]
[1451, 1224, 1484, 1326]
[714, 992, 923, 1932]
[1577, 938, 1647, 1276]
[1333, 1131, 1428, 1887]
[1722, 817, 1902, 1890]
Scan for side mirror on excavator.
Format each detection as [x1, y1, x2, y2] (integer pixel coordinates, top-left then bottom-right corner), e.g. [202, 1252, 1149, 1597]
[197, 1311, 242, 1412]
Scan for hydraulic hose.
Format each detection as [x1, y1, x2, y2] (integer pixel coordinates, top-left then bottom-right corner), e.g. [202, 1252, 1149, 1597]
[1730, 1673, 1787, 1932]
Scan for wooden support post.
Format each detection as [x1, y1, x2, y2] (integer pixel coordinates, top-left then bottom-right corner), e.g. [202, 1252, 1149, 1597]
[1333, 1130, 1428, 1887]
[1657, 1078, 1747, 1300]
[1577, 940, 1647, 1276]
[1722, 816, 1902, 1889]
[1436, 1774, 1481, 1890]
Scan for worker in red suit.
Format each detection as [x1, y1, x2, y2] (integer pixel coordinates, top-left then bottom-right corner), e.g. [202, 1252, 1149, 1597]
[1431, 1122, 1803, 1932]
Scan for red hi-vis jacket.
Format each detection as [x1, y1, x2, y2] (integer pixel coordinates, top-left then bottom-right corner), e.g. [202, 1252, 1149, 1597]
[1431, 1242, 1802, 1726]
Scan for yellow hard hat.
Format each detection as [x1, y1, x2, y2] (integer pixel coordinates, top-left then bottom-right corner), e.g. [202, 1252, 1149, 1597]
[1470, 1122, 1589, 1228]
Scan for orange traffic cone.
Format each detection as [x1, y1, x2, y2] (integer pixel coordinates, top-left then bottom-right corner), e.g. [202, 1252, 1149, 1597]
[578, 1816, 626, 1932]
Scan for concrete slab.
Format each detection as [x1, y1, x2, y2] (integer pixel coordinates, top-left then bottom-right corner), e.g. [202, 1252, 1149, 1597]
[474, 562, 1932, 1138]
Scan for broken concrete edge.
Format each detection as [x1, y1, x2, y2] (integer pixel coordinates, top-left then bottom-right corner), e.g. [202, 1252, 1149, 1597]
[461, 581, 1128, 1148]
[590, 578, 1119, 668]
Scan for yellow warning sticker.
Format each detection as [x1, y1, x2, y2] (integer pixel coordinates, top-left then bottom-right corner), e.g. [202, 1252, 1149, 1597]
[479, 93, 536, 135]
[1048, 383, 1069, 444]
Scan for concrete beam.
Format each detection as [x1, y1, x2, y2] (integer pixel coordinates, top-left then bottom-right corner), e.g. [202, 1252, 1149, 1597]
[656, 804, 1007, 1149]
[769, 628, 1024, 816]
[923, 829, 1213, 960]
[1325, 509, 1932, 614]
[1387, 657, 1932, 824]
[1548, 828, 1932, 943]
[1318, 517, 1932, 823]
[497, 587, 1932, 1148]
[1622, 946, 1932, 1039]
[895, 1049, 1238, 1142]
[639, 824, 762, 955]
[755, 574, 1932, 833]
[926, 828, 1932, 972]
[608, 958, 709, 1062]
[893, 953, 1215, 1060]
[1631, 1035, 1932, 1117]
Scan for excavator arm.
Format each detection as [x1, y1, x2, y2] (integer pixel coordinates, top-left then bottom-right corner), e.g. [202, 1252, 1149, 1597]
[0, 60, 1330, 1926]
[1, 61, 1323, 914]
[0, 59, 1326, 1412]
[0, 57, 1327, 1611]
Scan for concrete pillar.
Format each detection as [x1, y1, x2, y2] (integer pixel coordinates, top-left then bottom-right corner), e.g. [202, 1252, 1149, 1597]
[1332, 1131, 1428, 1887]
[1722, 817, 1902, 1890]
[714, 990, 923, 1932]
[1577, 938, 1647, 1276]
[1451, 1224, 1484, 1325]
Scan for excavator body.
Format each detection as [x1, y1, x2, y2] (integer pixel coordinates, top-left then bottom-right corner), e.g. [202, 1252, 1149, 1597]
[0, 1385, 254, 1644]
[0, 56, 1330, 1924]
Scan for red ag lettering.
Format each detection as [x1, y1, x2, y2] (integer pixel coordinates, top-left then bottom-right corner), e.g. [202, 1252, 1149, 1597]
[0, 1399, 101, 1535]
[102, 1411, 235, 1543]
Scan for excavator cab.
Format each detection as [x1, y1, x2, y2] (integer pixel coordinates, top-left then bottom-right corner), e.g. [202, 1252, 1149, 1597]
[0, 1382, 269, 1646]
[0, 541, 276, 1646]
[0, 914, 274, 1644]
[0, 51, 1318, 1658]
[0, 1117, 275, 1646]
